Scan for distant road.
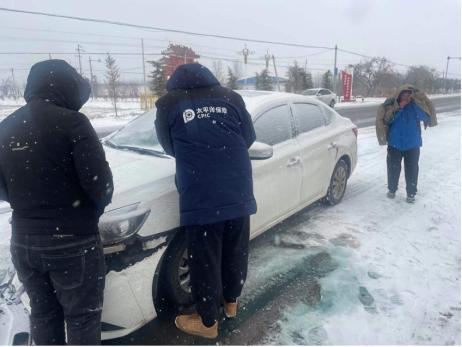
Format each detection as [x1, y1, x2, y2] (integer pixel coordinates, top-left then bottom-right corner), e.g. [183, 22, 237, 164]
[96, 95, 461, 138]
[336, 95, 461, 128]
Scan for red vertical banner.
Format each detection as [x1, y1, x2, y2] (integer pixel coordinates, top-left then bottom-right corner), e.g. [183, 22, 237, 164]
[342, 70, 353, 102]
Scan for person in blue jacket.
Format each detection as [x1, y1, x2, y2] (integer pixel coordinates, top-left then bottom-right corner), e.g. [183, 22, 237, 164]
[384, 88, 432, 203]
[155, 63, 257, 338]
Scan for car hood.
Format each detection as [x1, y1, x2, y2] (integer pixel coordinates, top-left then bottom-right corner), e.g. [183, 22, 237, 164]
[103, 146, 176, 212]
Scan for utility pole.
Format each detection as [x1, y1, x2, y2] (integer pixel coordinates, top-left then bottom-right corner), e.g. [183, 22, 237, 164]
[240, 45, 253, 89]
[88, 56, 101, 99]
[272, 55, 281, 92]
[333, 44, 338, 98]
[264, 50, 271, 69]
[444, 56, 461, 93]
[76, 44, 84, 75]
[10, 68, 17, 99]
[141, 38, 148, 109]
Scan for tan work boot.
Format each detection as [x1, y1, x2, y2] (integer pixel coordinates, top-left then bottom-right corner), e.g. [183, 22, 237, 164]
[223, 301, 238, 318]
[174, 313, 218, 339]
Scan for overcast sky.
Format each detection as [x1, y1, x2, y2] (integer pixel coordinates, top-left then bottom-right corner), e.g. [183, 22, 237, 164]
[0, 0, 460, 85]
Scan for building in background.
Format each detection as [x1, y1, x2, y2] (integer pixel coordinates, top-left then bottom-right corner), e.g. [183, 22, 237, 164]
[161, 44, 200, 80]
[236, 75, 287, 91]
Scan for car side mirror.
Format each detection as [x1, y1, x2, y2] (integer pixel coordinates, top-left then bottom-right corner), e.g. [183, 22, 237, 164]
[249, 141, 273, 160]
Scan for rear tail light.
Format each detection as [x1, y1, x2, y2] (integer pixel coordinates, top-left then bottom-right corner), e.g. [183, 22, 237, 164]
[352, 127, 358, 138]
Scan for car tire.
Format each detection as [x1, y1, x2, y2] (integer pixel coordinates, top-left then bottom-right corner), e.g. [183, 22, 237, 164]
[158, 230, 193, 307]
[323, 159, 348, 206]
[329, 99, 335, 108]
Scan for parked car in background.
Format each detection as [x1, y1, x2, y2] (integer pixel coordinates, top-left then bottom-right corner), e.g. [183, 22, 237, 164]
[7, 90, 357, 341]
[303, 88, 337, 108]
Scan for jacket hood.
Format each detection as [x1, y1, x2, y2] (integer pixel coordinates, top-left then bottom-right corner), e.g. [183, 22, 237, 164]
[392, 84, 418, 101]
[24, 59, 91, 111]
[166, 63, 220, 91]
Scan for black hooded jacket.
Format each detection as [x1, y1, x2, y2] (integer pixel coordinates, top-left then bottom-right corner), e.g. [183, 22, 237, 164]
[155, 63, 257, 226]
[0, 60, 113, 235]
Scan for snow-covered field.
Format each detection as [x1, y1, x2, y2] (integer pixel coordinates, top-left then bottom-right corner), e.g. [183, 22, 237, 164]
[0, 98, 144, 134]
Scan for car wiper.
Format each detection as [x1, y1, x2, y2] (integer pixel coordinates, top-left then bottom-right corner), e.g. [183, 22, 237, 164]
[105, 141, 169, 158]
[104, 139, 118, 148]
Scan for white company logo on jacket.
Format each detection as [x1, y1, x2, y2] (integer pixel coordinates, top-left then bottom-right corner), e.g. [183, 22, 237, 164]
[183, 106, 228, 124]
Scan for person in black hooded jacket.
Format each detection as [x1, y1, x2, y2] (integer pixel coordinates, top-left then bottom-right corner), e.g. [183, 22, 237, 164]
[0, 60, 113, 345]
[155, 63, 256, 339]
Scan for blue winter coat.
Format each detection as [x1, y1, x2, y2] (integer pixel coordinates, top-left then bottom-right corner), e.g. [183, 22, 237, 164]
[387, 101, 430, 151]
[155, 64, 257, 226]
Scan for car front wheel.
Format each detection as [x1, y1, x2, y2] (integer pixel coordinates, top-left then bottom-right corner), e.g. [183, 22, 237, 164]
[329, 99, 335, 108]
[323, 159, 348, 205]
[157, 230, 193, 307]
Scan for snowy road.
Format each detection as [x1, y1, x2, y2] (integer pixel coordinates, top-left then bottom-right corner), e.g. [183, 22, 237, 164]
[108, 110, 461, 345]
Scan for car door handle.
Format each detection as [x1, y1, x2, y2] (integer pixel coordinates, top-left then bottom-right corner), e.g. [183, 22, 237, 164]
[328, 142, 338, 150]
[286, 157, 301, 167]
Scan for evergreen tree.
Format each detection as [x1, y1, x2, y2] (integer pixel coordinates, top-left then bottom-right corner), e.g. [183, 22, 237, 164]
[285, 61, 311, 93]
[226, 67, 238, 90]
[258, 69, 273, 91]
[148, 60, 166, 97]
[305, 71, 314, 89]
[254, 72, 261, 90]
[105, 53, 120, 117]
[322, 70, 333, 90]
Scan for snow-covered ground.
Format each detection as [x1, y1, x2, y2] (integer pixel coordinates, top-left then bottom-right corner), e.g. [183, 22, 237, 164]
[0, 98, 144, 134]
[0, 107, 460, 345]
[251, 110, 460, 345]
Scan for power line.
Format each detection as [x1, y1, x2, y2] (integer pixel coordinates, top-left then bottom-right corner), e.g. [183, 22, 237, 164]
[0, 7, 333, 50]
[0, 34, 161, 48]
[0, 24, 165, 41]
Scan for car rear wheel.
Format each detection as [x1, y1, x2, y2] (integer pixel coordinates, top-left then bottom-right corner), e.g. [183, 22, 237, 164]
[157, 230, 193, 307]
[329, 99, 335, 108]
[323, 159, 348, 205]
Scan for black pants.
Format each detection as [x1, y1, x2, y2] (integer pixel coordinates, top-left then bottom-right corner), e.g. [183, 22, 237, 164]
[387, 146, 420, 196]
[186, 216, 250, 327]
[10, 233, 105, 345]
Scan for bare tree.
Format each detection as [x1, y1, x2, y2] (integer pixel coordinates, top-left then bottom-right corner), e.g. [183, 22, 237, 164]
[232, 61, 244, 80]
[404, 65, 439, 93]
[212, 60, 226, 85]
[352, 57, 396, 96]
[0, 78, 14, 100]
[105, 53, 120, 117]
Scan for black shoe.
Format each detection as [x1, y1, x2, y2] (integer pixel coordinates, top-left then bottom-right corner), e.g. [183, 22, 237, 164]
[406, 194, 415, 203]
[387, 191, 396, 199]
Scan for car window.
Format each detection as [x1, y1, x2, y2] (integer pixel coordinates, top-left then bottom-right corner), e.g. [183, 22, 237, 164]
[302, 89, 318, 96]
[320, 104, 338, 124]
[320, 89, 330, 95]
[109, 110, 162, 150]
[291, 103, 326, 134]
[254, 105, 293, 145]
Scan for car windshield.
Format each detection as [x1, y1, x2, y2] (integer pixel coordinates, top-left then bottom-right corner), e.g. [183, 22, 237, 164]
[107, 110, 162, 151]
[303, 89, 319, 96]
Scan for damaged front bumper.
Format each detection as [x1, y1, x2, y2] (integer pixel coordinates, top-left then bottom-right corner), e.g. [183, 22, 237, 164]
[0, 273, 31, 345]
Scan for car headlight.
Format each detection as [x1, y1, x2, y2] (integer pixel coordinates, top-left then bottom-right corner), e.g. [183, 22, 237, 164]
[98, 203, 150, 246]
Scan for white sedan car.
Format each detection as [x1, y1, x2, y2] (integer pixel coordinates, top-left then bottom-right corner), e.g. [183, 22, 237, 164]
[10, 91, 357, 341]
[302, 88, 337, 108]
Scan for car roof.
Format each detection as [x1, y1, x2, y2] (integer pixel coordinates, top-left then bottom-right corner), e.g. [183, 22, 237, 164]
[237, 90, 325, 117]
